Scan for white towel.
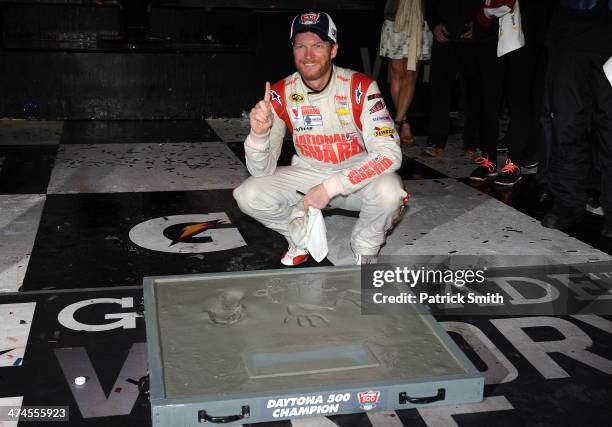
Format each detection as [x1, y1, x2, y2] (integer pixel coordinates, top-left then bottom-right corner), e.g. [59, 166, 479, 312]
[288, 205, 328, 262]
[484, 5, 511, 18]
[497, 0, 525, 57]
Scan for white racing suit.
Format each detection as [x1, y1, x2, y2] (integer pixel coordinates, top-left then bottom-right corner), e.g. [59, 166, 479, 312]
[233, 65, 408, 256]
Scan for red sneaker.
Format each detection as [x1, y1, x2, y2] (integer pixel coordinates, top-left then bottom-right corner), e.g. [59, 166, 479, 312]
[281, 246, 309, 266]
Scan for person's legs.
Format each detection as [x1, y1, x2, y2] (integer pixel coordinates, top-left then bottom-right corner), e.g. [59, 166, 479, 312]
[491, 45, 538, 187]
[542, 46, 592, 229]
[525, 44, 548, 169]
[389, 58, 405, 115]
[330, 173, 407, 256]
[389, 58, 418, 144]
[591, 52, 612, 235]
[233, 165, 329, 244]
[426, 41, 457, 153]
[536, 65, 554, 200]
[478, 41, 504, 165]
[461, 43, 481, 154]
[470, 41, 504, 182]
[504, 44, 538, 166]
[235, 167, 408, 260]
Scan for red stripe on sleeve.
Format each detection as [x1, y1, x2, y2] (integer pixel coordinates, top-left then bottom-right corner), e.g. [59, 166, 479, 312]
[270, 80, 293, 134]
[350, 73, 373, 132]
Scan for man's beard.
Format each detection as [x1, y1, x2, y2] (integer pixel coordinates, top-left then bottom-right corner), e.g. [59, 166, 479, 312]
[297, 60, 332, 82]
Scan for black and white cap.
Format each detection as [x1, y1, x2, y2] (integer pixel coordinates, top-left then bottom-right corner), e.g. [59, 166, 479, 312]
[290, 12, 337, 43]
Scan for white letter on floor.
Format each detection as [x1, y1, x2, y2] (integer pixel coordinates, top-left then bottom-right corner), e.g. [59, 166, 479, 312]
[491, 317, 612, 379]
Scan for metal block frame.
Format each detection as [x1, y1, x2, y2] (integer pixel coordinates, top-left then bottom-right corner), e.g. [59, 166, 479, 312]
[143, 266, 484, 426]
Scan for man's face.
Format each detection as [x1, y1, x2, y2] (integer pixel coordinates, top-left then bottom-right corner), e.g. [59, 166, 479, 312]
[292, 32, 338, 82]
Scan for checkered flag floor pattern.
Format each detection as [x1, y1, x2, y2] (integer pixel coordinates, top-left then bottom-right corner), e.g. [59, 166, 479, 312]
[0, 119, 611, 426]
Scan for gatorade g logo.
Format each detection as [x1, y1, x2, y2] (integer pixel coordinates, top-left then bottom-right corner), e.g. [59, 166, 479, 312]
[58, 298, 141, 332]
[129, 213, 245, 253]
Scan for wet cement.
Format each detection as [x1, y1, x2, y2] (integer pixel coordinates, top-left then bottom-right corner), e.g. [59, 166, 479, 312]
[153, 269, 466, 399]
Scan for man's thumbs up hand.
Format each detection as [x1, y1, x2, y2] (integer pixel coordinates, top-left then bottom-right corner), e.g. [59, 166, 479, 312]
[250, 81, 274, 136]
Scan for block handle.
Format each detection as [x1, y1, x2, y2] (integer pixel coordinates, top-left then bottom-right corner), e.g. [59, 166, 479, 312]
[198, 406, 250, 423]
[399, 388, 446, 405]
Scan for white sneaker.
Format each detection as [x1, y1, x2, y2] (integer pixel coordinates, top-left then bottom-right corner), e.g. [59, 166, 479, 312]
[355, 254, 378, 265]
[281, 246, 309, 266]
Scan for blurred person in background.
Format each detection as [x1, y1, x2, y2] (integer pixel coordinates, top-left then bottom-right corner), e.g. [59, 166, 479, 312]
[469, 0, 547, 188]
[541, 0, 612, 236]
[379, 0, 432, 144]
[422, 0, 482, 158]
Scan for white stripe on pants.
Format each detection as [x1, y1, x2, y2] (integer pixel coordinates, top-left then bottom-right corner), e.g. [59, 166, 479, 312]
[233, 163, 407, 256]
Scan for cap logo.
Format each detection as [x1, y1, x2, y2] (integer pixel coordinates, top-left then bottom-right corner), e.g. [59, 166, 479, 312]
[300, 13, 320, 25]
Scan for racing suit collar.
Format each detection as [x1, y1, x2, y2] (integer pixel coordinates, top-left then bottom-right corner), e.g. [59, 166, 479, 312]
[302, 65, 335, 95]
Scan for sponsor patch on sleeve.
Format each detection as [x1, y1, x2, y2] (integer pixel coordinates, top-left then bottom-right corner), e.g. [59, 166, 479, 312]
[369, 100, 386, 115]
[347, 155, 393, 184]
[374, 126, 394, 138]
[371, 113, 393, 123]
[367, 93, 382, 101]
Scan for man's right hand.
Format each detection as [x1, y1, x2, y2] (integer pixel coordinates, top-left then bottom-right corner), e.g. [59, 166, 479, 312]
[433, 24, 449, 43]
[249, 81, 274, 136]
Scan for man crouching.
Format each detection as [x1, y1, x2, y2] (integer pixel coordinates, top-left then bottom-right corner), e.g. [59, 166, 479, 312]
[234, 12, 408, 265]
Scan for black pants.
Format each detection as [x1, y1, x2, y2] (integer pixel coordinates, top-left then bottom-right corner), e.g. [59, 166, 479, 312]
[537, 61, 554, 188]
[427, 41, 479, 149]
[477, 41, 538, 168]
[548, 46, 612, 213]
